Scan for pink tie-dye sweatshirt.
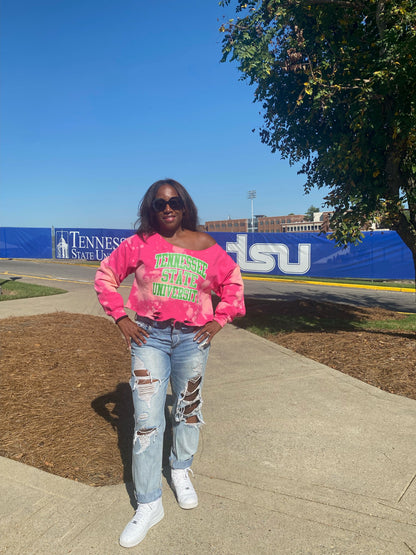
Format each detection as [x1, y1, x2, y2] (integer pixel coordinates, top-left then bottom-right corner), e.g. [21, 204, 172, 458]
[94, 233, 245, 327]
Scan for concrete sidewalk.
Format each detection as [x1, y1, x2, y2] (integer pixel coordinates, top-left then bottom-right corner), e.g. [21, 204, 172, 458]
[1, 289, 416, 554]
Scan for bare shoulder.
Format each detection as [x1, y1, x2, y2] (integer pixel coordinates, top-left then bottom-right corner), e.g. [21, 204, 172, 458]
[195, 231, 217, 249]
[180, 230, 217, 250]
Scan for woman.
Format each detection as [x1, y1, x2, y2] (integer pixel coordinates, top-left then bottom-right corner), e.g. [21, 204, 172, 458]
[95, 178, 245, 548]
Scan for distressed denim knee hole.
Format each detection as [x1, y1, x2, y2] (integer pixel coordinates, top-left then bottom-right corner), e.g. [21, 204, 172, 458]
[174, 374, 204, 425]
[133, 427, 158, 454]
[132, 368, 160, 408]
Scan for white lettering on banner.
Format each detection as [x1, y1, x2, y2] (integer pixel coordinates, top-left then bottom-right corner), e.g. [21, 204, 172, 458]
[68, 231, 124, 250]
[56, 230, 127, 260]
[226, 234, 311, 274]
[71, 248, 95, 260]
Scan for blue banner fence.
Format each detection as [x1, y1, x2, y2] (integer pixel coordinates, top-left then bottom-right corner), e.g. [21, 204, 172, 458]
[0, 227, 52, 259]
[0, 227, 414, 280]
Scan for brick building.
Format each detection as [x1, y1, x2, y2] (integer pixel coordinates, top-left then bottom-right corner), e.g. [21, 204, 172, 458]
[257, 214, 305, 233]
[204, 212, 333, 233]
[205, 218, 248, 233]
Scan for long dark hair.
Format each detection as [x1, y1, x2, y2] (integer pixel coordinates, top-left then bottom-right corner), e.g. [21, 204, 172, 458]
[136, 179, 198, 238]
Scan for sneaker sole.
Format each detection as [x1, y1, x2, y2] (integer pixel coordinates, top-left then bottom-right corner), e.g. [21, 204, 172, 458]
[172, 484, 198, 509]
[119, 506, 164, 548]
[178, 498, 198, 510]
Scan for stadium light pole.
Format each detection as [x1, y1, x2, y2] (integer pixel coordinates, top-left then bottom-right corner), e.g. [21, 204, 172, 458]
[248, 190, 256, 232]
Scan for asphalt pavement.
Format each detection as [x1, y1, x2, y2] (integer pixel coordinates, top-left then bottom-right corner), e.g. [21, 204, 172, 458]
[1, 282, 416, 554]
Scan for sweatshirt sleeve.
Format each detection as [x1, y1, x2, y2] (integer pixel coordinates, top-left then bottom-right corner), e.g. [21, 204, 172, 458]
[211, 248, 246, 327]
[94, 235, 139, 321]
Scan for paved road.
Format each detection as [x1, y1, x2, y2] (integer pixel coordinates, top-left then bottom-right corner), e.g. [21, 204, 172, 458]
[0, 259, 100, 291]
[243, 278, 416, 313]
[1, 258, 415, 313]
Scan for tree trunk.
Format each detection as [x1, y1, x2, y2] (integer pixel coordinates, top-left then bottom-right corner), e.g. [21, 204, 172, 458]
[395, 221, 416, 294]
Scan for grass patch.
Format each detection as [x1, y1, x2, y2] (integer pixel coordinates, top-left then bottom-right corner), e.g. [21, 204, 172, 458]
[354, 313, 416, 332]
[242, 314, 354, 335]
[236, 297, 416, 337]
[244, 313, 416, 336]
[239, 314, 335, 335]
[0, 280, 67, 301]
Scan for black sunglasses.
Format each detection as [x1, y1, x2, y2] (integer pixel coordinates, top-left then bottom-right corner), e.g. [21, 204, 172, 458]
[152, 196, 184, 212]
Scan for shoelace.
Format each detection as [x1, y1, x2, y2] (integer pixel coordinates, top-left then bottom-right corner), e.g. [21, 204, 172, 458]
[132, 502, 154, 524]
[174, 468, 194, 490]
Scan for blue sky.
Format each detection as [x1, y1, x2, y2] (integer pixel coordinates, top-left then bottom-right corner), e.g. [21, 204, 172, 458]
[1, 0, 329, 230]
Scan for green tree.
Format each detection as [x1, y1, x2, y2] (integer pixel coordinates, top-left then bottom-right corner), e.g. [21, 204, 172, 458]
[220, 0, 416, 274]
[305, 204, 320, 221]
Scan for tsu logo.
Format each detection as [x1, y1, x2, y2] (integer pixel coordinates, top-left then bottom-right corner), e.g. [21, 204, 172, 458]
[226, 234, 311, 274]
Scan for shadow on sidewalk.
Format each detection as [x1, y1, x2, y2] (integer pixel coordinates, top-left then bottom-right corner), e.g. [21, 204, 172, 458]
[91, 384, 174, 507]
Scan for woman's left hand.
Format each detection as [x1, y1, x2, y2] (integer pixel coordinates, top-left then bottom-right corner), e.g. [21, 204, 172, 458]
[194, 320, 222, 345]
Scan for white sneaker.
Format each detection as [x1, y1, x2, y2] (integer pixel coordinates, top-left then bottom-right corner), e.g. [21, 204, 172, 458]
[171, 468, 198, 509]
[119, 497, 164, 548]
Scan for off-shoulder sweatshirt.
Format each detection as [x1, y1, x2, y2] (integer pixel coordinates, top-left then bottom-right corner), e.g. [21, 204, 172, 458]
[94, 233, 245, 327]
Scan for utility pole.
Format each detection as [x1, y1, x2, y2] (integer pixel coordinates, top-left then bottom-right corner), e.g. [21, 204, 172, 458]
[248, 190, 256, 232]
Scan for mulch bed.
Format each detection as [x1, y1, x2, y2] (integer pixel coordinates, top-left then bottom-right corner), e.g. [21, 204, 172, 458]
[0, 313, 132, 486]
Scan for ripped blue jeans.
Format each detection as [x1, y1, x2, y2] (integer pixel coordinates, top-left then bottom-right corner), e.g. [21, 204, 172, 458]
[130, 317, 210, 504]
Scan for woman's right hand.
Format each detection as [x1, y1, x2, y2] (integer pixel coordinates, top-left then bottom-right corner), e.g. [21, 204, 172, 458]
[116, 317, 149, 349]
